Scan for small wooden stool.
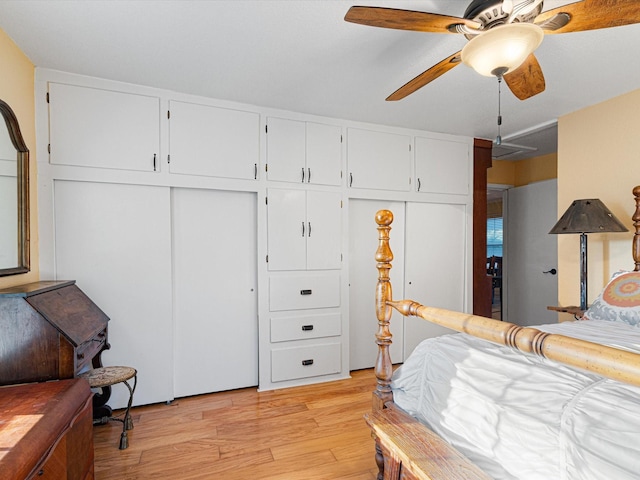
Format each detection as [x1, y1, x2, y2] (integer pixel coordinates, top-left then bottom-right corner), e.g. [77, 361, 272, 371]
[79, 366, 137, 449]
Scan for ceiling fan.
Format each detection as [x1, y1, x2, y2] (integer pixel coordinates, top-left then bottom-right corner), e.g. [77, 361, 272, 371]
[345, 0, 640, 101]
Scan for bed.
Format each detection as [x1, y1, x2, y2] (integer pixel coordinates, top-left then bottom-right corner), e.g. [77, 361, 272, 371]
[367, 185, 640, 480]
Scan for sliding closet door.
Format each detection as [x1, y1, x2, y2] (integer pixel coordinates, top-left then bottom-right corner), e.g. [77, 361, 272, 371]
[349, 199, 405, 370]
[54, 180, 173, 408]
[172, 188, 258, 397]
[404, 202, 467, 359]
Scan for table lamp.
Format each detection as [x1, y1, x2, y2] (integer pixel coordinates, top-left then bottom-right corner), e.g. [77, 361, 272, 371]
[549, 198, 628, 310]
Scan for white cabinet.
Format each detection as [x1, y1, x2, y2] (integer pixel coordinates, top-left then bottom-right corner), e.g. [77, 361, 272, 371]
[52, 180, 173, 408]
[266, 188, 342, 271]
[346, 128, 411, 191]
[48, 83, 160, 171]
[403, 202, 467, 358]
[168, 100, 260, 180]
[266, 271, 343, 386]
[348, 199, 406, 370]
[415, 137, 470, 195]
[172, 188, 258, 398]
[266, 117, 342, 186]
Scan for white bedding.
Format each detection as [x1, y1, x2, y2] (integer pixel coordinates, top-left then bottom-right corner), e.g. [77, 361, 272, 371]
[391, 320, 640, 480]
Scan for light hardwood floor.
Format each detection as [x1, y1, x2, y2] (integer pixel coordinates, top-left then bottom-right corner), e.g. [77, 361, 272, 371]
[93, 369, 379, 479]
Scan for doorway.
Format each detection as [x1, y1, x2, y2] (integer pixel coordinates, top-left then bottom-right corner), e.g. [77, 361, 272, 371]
[487, 187, 506, 319]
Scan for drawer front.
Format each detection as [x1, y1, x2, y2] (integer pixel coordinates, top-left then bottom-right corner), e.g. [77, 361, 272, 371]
[269, 272, 340, 311]
[271, 312, 341, 342]
[271, 342, 341, 382]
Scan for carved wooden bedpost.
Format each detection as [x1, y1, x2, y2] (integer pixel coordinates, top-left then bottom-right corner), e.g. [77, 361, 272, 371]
[374, 210, 394, 412]
[633, 185, 640, 272]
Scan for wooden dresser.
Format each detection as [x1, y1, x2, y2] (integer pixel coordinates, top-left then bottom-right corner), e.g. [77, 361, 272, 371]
[0, 378, 94, 479]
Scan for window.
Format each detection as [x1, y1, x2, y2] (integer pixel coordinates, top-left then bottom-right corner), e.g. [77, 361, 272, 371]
[487, 217, 503, 257]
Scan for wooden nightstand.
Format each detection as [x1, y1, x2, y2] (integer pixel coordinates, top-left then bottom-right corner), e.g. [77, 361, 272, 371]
[547, 305, 586, 320]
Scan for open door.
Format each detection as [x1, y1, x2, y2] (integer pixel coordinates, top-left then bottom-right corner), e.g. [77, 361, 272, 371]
[504, 179, 558, 325]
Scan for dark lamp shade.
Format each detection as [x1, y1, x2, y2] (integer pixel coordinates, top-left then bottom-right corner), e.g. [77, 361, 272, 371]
[549, 199, 628, 235]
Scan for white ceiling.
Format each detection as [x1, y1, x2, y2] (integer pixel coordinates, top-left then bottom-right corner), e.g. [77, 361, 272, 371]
[1, 0, 639, 160]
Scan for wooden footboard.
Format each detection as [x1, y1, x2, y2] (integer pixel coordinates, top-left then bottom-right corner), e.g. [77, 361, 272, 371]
[369, 186, 640, 480]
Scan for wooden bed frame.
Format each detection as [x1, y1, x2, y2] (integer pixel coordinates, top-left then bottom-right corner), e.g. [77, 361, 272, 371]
[367, 185, 640, 480]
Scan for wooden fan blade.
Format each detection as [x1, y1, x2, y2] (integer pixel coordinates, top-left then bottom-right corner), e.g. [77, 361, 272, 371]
[386, 52, 461, 101]
[345, 6, 480, 33]
[536, 0, 640, 34]
[504, 54, 546, 100]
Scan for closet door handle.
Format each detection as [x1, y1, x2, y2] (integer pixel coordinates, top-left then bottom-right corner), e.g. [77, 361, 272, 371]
[349, 173, 353, 187]
[254, 163, 257, 180]
[417, 177, 421, 192]
[301, 167, 305, 183]
[307, 167, 311, 183]
[302, 222, 305, 237]
[153, 153, 157, 171]
[308, 222, 311, 237]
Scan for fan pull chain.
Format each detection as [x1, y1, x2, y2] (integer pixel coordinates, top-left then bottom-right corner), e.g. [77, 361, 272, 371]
[496, 74, 503, 145]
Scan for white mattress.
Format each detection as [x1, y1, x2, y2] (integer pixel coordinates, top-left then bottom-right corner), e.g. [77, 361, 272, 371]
[391, 320, 640, 480]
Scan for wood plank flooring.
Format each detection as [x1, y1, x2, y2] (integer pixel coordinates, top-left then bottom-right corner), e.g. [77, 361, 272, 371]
[93, 369, 379, 479]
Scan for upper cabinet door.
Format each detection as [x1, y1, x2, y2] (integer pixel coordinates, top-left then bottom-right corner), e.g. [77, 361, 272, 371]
[169, 101, 259, 180]
[48, 83, 160, 172]
[266, 117, 306, 183]
[415, 137, 470, 195]
[305, 122, 342, 186]
[267, 118, 342, 186]
[347, 128, 411, 191]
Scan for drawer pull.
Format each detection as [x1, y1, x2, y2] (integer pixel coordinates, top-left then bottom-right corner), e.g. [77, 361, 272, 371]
[302, 359, 314, 366]
[77, 352, 85, 360]
[301, 325, 314, 331]
[300, 289, 312, 295]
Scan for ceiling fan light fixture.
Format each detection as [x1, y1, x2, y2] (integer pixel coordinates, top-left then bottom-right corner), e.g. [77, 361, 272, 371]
[461, 23, 544, 77]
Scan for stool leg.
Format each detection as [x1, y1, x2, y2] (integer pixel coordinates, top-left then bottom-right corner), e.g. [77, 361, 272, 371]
[119, 375, 137, 450]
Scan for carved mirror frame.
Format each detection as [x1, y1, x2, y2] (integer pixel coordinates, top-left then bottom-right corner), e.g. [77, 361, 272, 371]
[0, 99, 30, 276]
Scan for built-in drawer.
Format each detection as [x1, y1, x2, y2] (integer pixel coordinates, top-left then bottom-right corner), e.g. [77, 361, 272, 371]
[271, 312, 341, 343]
[269, 272, 340, 311]
[271, 342, 341, 382]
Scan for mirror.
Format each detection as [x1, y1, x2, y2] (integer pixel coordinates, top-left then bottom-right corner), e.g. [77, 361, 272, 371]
[0, 99, 29, 276]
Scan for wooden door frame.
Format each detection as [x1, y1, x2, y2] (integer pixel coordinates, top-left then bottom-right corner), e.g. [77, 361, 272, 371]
[473, 138, 493, 317]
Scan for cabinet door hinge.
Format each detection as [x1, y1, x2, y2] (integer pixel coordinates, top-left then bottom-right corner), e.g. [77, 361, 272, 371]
[167, 110, 171, 119]
[46, 92, 50, 103]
